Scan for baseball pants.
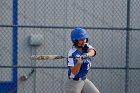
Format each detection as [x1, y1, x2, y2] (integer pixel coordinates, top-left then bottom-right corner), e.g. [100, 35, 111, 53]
[64, 78, 100, 93]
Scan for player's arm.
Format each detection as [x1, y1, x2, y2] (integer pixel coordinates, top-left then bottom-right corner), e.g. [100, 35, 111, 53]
[83, 44, 96, 57]
[87, 48, 96, 57]
[70, 58, 83, 75]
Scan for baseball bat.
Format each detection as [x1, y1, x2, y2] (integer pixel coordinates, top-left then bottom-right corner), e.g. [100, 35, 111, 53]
[31, 55, 79, 60]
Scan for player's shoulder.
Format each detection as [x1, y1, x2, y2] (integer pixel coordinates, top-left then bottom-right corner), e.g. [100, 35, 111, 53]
[68, 47, 77, 56]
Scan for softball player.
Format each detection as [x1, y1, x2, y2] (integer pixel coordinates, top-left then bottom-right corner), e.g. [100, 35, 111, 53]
[64, 28, 100, 93]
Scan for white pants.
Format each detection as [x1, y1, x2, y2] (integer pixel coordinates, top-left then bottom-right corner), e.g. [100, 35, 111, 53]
[64, 78, 100, 93]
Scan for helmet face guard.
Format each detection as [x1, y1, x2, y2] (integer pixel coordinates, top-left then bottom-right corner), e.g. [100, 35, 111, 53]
[71, 28, 89, 44]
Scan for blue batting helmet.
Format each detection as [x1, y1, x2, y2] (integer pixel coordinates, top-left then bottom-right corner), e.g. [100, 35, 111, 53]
[71, 28, 89, 43]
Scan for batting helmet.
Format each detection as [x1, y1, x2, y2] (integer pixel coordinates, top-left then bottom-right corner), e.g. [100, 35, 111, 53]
[71, 28, 89, 43]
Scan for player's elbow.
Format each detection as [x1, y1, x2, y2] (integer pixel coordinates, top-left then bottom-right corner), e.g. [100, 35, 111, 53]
[71, 70, 79, 75]
[70, 66, 80, 75]
[88, 49, 96, 57]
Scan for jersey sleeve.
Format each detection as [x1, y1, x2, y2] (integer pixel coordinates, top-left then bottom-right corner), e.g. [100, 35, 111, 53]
[86, 43, 94, 49]
[83, 43, 96, 52]
[67, 50, 75, 67]
[87, 44, 96, 56]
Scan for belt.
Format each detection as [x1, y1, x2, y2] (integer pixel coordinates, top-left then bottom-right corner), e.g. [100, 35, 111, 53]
[72, 77, 86, 81]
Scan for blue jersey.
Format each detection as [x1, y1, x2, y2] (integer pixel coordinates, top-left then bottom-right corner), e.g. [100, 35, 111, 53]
[66, 44, 94, 79]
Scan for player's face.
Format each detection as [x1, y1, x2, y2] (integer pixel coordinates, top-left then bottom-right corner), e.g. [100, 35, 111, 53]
[78, 39, 87, 47]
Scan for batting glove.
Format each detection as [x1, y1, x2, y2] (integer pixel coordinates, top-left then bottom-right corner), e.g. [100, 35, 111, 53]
[81, 53, 89, 59]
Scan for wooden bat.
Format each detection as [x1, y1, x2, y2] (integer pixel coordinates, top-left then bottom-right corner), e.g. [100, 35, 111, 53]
[31, 55, 80, 60]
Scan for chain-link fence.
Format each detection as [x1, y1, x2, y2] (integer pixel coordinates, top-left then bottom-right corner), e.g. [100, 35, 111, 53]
[0, 0, 140, 93]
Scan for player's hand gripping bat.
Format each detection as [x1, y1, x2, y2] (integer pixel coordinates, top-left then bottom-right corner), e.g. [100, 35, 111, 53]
[31, 55, 80, 60]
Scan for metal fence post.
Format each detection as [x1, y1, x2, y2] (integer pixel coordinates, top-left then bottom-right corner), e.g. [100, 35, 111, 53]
[125, 0, 131, 93]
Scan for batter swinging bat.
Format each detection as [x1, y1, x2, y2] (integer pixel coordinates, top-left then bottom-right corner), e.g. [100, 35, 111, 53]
[31, 55, 80, 60]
